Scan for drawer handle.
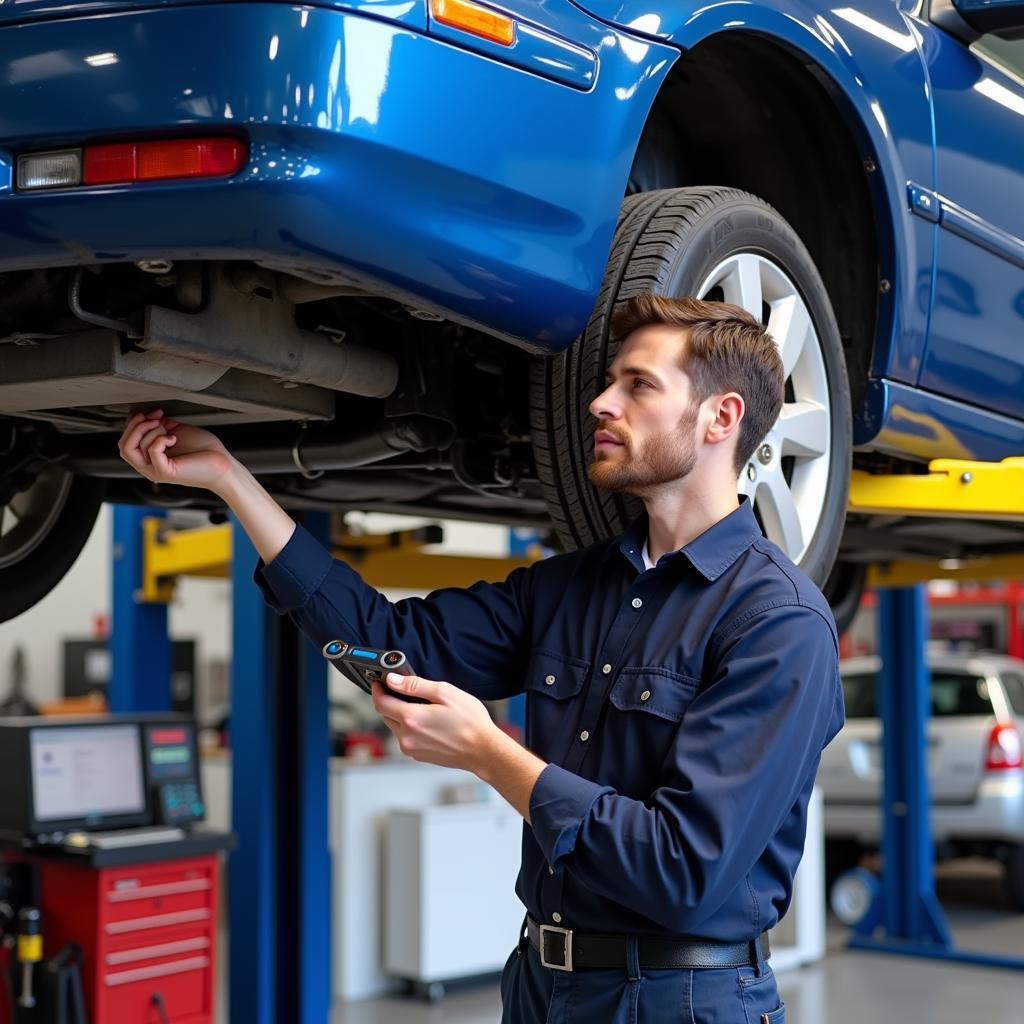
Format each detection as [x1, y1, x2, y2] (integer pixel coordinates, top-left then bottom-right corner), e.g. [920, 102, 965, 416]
[106, 909, 210, 934]
[105, 955, 209, 987]
[108, 879, 211, 903]
[107, 937, 210, 966]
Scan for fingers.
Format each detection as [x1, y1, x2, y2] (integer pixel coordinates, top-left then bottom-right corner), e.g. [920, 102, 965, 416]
[386, 673, 442, 703]
[371, 682, 407, 724]
[118, 409, 169, 480]
[148, 434, 177, 477]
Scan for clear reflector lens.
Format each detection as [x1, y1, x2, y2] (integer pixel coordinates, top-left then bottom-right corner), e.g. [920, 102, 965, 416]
[16, 150, 82, 191]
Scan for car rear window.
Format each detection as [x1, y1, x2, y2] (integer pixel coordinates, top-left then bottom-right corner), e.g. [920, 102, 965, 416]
[841, 670, 994, 719]
[999, 672, 1024, 716]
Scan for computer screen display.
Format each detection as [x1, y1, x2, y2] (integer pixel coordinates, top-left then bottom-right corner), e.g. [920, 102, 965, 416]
[30, 724, 147, 824]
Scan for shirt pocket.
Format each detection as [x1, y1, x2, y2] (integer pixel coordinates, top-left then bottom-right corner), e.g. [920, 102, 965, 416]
[609, 667, 700, 722]
[522, 649, 590, 701]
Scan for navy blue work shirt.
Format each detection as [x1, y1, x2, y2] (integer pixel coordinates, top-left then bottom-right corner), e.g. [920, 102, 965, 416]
[255, 496, 844, 942]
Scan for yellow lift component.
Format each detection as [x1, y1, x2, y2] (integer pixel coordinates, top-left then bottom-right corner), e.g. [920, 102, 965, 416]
[849, 457, 1024, 521]
[849, 456, 1024, 588]
[140, 517, 542, 604]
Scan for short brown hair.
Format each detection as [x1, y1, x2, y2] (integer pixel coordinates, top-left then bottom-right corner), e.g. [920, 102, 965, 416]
[610, 293, 784, 473]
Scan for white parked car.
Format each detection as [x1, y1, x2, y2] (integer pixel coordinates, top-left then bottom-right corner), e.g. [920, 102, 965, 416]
[819, 653, 1024, 909]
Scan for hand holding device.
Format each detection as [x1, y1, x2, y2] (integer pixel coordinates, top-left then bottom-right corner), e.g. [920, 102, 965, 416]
[322, 642, 430, 704]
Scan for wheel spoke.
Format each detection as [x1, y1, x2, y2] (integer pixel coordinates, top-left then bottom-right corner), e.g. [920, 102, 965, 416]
[719, 254, 764, 321]
[769, 295, 811, 379]
[778, 401, 829, 459]
[756, 471, 805, 557]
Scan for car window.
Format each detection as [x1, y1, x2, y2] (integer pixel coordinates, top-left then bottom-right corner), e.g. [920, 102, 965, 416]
[998, 672, 1024, 715]
[841, 673, 878, 719]
[840, 670, 993, 718]
[930, 672, 993, 716]
[973, 36, 1024, 78]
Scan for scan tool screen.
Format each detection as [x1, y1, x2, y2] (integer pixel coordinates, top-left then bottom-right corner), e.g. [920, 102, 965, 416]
[30, 724, 147, 823]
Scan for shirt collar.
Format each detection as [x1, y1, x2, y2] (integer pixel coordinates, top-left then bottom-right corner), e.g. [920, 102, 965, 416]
[617, 496, 763, 581]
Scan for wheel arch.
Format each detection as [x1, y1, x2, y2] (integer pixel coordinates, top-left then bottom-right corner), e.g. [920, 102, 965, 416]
[619, 6, 930, 410]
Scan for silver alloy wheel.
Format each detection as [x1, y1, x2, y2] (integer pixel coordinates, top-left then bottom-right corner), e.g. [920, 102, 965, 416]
[698, 253, 831, 565]
[0, 467, 75, 569]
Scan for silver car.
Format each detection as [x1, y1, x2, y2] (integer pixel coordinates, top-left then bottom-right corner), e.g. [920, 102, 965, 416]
[819, 652, 1024, 909]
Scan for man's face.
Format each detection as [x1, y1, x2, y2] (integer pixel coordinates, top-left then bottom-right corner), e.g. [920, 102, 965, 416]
[587, 324, 703, 496]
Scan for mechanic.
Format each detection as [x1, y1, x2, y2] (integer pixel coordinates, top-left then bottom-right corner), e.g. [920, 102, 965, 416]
[118, 293, 844, 1023]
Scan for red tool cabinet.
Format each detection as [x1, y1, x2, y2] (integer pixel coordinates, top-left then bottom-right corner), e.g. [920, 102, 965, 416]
[33, 855, 220, 1024]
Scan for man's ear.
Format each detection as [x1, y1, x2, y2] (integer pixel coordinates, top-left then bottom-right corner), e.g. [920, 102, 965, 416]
[704, 393, 744, 446]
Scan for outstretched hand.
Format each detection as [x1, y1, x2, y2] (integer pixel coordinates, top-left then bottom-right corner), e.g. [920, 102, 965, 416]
[118, 410, 235, 492]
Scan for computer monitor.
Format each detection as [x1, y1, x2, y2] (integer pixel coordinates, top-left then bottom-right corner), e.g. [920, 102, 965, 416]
[28, 723, 149, 831]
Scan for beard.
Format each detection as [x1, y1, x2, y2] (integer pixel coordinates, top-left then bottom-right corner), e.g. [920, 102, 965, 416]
[588, 406, 700, 496]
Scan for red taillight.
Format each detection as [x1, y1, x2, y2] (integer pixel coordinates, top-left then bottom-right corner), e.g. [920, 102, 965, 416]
[82, 138, 246, 186]
[986, 723, 1023, 772]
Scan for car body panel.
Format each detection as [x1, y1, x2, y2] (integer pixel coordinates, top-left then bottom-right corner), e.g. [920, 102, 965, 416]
[855, 378, 1024, 459]
[0, 4, 678, 351]
[914, 26, 1024, 419]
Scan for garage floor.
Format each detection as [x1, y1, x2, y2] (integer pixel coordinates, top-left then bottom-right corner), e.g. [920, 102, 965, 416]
[327, 861, 1024, 1023]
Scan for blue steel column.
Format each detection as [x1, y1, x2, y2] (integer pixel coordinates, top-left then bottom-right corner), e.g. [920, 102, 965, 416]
[110, 505, 172, 712]
[294, 511, 332, 1024]
[229, 513, 332, 1024]
[229, 519, 279, 1024]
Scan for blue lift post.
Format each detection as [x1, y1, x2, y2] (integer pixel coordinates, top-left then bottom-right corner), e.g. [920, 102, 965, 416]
[229, 512, 332, 1024]
[849, 586, 1024, 970]
[111, 507, 333, 1022]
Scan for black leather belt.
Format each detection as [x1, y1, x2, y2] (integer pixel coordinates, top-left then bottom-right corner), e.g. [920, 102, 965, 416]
[527, 916, 771, 972]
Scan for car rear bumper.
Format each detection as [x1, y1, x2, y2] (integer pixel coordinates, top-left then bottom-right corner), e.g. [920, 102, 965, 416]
[0, 3, 674, 350]
[825, 770, 1024, 845]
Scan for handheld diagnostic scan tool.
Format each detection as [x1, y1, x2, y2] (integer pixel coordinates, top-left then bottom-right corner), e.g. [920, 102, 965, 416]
[321, 642, 430, 704]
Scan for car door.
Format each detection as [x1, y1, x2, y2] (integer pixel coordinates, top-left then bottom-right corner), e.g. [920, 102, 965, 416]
[915, 18, 1024, 421]
[926, 667, 995, 804]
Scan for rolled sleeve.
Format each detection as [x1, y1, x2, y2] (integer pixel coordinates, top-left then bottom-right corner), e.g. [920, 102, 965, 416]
[253, 524, 334, 614]
[529, 763, 612, 866]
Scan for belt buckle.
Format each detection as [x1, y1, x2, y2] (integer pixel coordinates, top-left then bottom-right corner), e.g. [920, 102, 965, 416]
[539, 924, 574, 972]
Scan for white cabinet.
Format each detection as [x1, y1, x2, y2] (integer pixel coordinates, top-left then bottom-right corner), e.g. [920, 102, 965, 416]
[384, 803, 525, 985]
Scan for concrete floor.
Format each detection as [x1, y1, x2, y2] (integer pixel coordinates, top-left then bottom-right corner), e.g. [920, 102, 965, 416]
[327, 860, 1024, 1023]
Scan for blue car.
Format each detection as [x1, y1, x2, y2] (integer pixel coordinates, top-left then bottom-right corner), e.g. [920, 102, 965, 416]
[1, 0, 1023, 626]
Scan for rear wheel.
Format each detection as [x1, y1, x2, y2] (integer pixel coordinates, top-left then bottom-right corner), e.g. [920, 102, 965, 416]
[531, 187, 852, 587]
[1005, 844, 1024, 910]
[0, 469, 105, 622]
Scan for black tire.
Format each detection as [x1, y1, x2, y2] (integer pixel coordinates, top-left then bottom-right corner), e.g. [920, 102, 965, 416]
[0, 471, 105, 622]
[530, 187, 852, 587]
[822, 561, 868, 638]
[825, 838, 864, 896]
[1005, 844, 1024, 911]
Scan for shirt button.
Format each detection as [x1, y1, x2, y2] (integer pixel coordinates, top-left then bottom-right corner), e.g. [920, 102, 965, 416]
[640, 690, 651, 701]
[552, 912, 562, 924]
[548, 865, 555, 875]
[545, 674, 556, 686]
[632, 598, 643, 609]
[580, 730, 590, 742]
[602, 663, 612, 675]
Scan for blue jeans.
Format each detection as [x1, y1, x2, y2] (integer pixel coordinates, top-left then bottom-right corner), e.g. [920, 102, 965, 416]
[499, 933, 786, 1024]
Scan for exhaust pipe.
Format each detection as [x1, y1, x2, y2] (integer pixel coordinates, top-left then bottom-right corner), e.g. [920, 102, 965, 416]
[65, 417, 454, 478]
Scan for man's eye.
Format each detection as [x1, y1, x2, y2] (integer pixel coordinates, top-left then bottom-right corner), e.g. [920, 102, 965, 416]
[633, 379, 651, 389]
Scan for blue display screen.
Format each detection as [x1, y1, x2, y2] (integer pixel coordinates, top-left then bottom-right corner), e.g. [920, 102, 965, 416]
[350, 649, 377, 660]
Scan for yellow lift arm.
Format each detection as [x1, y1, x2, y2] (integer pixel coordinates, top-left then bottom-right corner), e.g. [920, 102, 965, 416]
[140, 517, 541, 603]
[849, 456, 1024, 589]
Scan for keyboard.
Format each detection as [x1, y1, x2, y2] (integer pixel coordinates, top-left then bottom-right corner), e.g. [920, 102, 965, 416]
[63, 826, 185, 850]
